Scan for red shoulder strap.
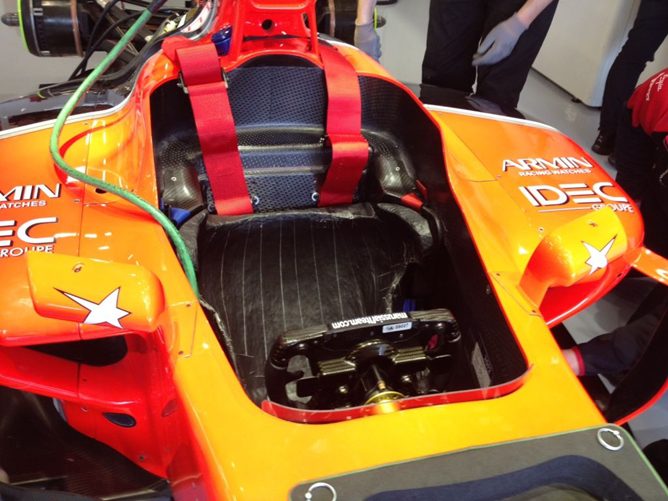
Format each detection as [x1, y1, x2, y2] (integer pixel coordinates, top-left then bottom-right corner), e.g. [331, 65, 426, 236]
[168, 39, 366, 212]
[318, 44, 369, 207]
[174, 43, 253, 216]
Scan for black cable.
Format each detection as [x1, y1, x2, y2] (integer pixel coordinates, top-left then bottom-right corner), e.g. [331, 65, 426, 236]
[70, 4, 182, 81]
[87, 13, 144, 55]
[54, 1, 204, 90]
[72, 11, 143, 78]
[69, 0, 125, 79]
[146, 0, 168, 13]
[48, 23, 165, 94]
[87, 0, 125, 47]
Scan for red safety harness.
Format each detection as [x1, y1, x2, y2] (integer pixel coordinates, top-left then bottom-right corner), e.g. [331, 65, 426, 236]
[174, 43, 252, 216]
[317, 45, 369, 207]
[173, 41, 368, 214]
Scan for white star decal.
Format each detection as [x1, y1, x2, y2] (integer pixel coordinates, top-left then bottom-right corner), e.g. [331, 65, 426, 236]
[60, 287, 130, 328]
[583, 237, 616, 275]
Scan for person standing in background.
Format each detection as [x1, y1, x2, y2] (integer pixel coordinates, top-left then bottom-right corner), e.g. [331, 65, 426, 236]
[421, 0, 557, 110]
[592, 0, 668, 157]
[564, 68, 668, 380]
[613, 69, 668, 258]
[354, 0, 381, 60]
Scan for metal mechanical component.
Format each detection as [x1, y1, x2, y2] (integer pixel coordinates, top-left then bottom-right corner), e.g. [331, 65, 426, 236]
[597, 427, 625, 452]
[18, 0, 85, 56]
[266, 309, 462, 410]
[1, 12, 20, 26]
[350, 342, 405, 405]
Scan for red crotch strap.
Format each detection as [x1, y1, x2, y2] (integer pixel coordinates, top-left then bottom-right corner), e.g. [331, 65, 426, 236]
[175, 44, 252, 216]
[318, 45, 369, 207]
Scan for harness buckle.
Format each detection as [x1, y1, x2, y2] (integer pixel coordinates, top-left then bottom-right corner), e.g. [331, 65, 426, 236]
[177, 72, 189, 94]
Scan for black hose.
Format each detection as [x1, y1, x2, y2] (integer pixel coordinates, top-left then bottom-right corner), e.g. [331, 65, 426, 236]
[69, 0, 125, 79]
[72, 11, 144, 78]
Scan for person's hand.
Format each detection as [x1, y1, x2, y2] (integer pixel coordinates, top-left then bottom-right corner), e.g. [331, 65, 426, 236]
[473, 14, 527, 66]
[354, 22, 381, 61]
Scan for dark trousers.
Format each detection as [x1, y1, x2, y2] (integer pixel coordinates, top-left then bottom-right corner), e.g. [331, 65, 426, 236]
[421, 0, 558, 109]
[579, 285, 668, 378]
[614, 107, 668, 257]
[599, 0, 668, 137]
[614, 109, 657, 200]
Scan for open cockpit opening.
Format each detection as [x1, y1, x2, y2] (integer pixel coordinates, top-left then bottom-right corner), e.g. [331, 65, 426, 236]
[149, 55, 528, 421]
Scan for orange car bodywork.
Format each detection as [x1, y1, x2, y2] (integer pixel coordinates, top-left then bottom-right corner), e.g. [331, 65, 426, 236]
[1, 1, 667, 498]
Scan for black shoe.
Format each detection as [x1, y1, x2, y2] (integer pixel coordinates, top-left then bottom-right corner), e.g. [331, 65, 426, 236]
[592, 132, 615, 155]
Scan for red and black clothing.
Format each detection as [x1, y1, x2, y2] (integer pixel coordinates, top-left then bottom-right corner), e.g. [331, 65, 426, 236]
[615, 68, 668, 257]
[577, 69, 668, 378]
[598, 0, 668, 140]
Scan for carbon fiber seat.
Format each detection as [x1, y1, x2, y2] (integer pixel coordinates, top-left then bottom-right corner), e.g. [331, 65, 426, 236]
[152, 58, 455, 403]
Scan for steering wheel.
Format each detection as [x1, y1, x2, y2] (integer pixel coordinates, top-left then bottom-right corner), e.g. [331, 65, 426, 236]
[265, 309, 461, 410]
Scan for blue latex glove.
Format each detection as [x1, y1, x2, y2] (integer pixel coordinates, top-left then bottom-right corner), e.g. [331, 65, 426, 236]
[473, 14, 527, 66]
[354, 22, 382, 61]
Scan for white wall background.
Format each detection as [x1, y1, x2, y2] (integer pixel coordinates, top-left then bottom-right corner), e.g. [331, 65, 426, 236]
[533, 0, 668, 107]
[376, 0, 429, 85]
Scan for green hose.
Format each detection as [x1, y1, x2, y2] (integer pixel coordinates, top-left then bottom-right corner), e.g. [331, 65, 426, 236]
[49, 9, 200, 297]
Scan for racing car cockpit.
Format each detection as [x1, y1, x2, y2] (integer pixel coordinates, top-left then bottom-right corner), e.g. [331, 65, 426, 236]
[147, 2, 528, 420]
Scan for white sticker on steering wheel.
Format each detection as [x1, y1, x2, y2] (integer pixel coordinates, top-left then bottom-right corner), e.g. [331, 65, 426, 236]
[382, 321, 413, 334]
